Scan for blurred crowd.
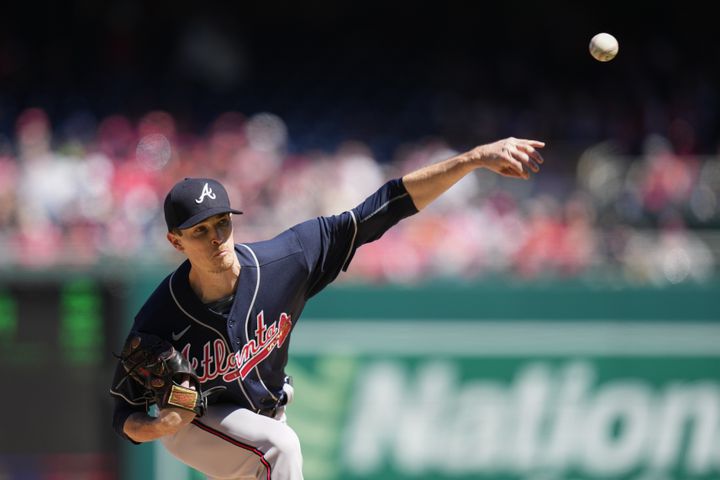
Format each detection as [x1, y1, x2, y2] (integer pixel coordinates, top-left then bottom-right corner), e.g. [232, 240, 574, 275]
[0, 106, 717, 285]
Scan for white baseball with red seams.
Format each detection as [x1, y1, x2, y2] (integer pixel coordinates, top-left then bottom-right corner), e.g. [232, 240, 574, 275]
[589, 33, 619, 62]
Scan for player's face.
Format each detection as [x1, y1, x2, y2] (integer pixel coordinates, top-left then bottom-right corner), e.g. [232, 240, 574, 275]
[168, 213, 237, 273]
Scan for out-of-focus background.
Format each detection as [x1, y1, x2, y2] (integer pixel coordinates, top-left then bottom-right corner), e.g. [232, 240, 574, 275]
[0, 1, 718, 479]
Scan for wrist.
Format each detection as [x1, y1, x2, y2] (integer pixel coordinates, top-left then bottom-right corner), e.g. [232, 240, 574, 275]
[467, 145, 488, 169]
[123, 412, 169, 442]
[158, 407, 196, 431]
[157, 410, 183, 431]
[446, 152, 482, 178]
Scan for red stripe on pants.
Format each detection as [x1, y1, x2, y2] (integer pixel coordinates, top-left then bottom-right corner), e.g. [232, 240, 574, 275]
[191, 419, 272, 480]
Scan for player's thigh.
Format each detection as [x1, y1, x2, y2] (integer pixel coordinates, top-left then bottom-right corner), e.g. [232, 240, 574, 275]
[161, 418, 269, 480]
[209, 404, 301, 457]
[162, 405, 301, 478]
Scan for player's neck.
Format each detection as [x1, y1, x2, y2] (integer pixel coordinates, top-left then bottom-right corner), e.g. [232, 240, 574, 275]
[188, 260, 241, 304]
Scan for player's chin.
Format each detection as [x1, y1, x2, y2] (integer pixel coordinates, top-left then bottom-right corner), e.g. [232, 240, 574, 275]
[209, 255, 235, 273]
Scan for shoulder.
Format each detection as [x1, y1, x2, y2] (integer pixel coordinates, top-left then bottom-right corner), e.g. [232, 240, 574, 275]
[134, 263, 188, 328]
[291, 213, 356, 243]
[239, 226, 308, 266]
[238, 214, 356, 270]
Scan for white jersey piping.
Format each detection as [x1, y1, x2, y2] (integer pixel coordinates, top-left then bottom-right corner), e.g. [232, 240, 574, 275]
[169, 269, 256, 409]
[109, 389, 146, 406]
[359, 192, 409, 223]
[342, 210, 358, 270]
[237, 243, 279, 403]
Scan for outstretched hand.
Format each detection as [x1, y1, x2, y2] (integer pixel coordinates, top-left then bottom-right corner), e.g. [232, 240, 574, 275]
[470, 137, 545, 179]
[401, 136, 546, 211]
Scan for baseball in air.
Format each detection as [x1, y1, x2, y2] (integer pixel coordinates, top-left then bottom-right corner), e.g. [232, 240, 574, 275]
[589, 33, 619, 62]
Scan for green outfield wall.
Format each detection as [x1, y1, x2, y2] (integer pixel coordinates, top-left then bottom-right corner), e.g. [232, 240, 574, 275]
[123, 278, 720, 480]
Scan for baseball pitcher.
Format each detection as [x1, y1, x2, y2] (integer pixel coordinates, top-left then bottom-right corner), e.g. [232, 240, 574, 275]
[109, 138, 545, 479]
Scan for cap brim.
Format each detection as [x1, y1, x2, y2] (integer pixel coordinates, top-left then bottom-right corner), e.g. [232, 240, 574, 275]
[176, 208, 243, 230]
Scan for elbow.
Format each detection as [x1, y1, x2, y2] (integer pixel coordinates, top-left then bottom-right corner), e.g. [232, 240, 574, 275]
[123, 423, 146, 444]
[115, 410, 148, 444]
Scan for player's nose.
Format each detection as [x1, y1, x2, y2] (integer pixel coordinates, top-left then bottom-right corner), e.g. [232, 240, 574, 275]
[210, 226, 224, 245]
[210, 228, 222, 245]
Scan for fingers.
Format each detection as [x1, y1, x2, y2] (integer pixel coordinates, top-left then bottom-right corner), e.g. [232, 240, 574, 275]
[499, 166, 525, 178]
[513, 138, 546, 148]
[503, 139, 546, 179]
[516, 143, 545, 165]
[512, 150, 540, 173]
[503, 146, 534, 178]
[510, 157, 529, 177]
[501, 146, 527, 177]
[478, 137, 546, 180]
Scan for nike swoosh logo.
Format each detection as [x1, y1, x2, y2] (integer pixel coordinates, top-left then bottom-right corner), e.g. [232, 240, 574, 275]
[172, 325, 191, 341]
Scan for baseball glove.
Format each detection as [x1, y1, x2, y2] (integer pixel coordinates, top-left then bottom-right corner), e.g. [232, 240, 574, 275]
[115, 332, 223, 416]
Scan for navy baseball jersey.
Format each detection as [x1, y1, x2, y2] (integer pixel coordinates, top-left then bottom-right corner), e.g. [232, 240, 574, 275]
[110, 178, 417, 441]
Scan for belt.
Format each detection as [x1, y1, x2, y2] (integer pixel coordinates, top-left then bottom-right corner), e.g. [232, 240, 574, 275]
[256, 396, 285, 417]
[256, 406, 279, 418]
[255, 376, 293, 418]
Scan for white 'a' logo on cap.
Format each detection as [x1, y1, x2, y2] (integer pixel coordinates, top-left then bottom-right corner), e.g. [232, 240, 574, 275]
[195, 183, 217, 204]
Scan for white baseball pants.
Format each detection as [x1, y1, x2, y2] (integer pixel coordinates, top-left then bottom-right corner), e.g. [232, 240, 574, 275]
[161, 404, 303, 480]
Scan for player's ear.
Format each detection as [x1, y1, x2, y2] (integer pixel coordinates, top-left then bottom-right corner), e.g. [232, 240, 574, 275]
[167, 232, 184, 251]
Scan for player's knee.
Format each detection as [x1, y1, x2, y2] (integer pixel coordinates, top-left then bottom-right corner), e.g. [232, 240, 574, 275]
[260, 422, 303, 474]
[272, 428, 302, 459]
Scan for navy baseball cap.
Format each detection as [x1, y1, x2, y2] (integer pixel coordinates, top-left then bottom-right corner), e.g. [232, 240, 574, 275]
[164, 178, 243, 231]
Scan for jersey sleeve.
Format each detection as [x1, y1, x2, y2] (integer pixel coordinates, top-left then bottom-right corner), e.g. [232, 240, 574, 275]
[109, 337, 148, 444]
[292, 177, 418, 297]
[108, 275, 178, 443]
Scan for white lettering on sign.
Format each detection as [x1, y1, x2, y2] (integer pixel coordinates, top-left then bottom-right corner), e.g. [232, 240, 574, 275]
[342, 361, 720, 478]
